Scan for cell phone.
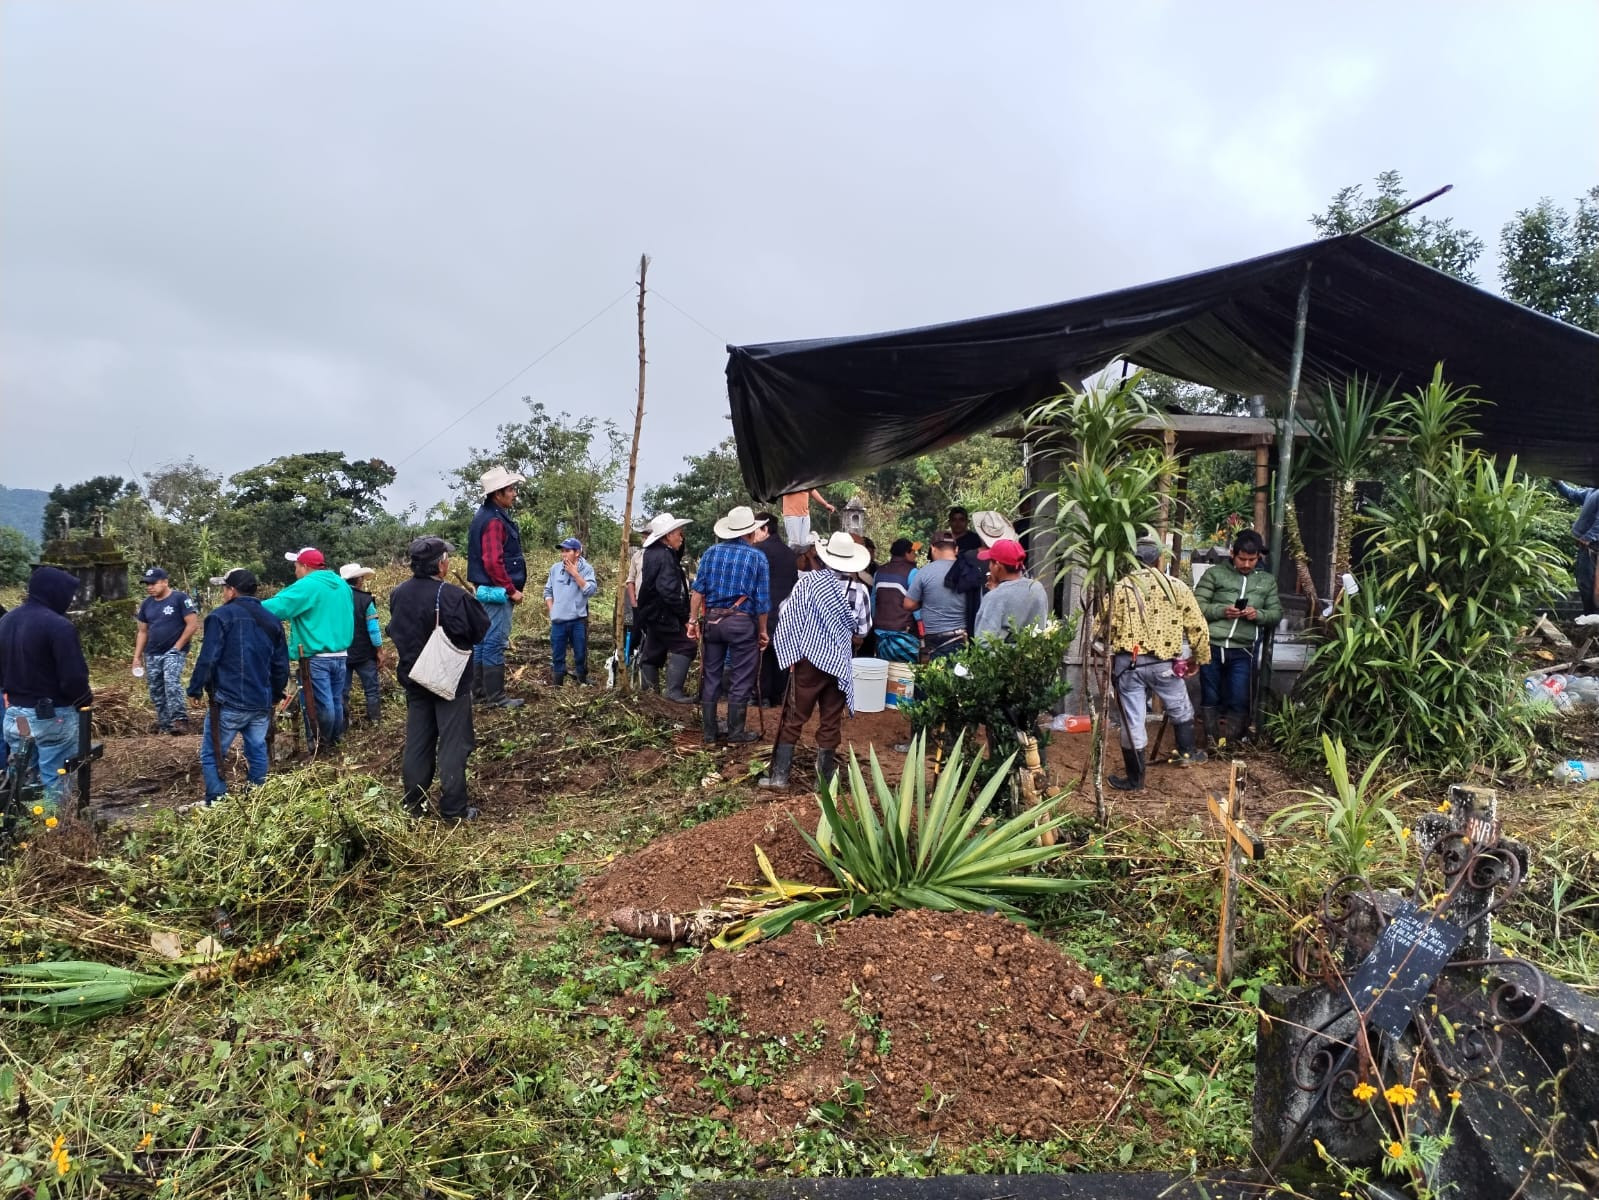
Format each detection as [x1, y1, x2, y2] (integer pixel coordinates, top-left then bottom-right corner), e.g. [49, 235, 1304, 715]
[36, 698, 56, 719]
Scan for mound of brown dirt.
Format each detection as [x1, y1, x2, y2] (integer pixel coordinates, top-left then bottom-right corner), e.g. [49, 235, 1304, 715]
[630, 909, 1133, 1145]
[577, 797, 829, 917]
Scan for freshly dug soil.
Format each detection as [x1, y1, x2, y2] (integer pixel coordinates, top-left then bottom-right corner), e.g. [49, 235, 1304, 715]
[578, 797, 830, 917]
[631, 908, 1135, 1145]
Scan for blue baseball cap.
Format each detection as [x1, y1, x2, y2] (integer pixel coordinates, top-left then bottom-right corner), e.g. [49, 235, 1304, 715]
[558, 538, 583, 553]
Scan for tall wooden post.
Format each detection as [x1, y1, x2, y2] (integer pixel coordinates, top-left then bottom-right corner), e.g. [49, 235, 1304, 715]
[613, 254, 650, 688]
[1253, 440, 1270, 534]
[1268, 265, 1312, 576]
[1156, 427, 1177, 550]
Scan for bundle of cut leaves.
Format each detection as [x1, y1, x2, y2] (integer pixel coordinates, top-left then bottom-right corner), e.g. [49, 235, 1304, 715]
[713, 733, 1086, 948]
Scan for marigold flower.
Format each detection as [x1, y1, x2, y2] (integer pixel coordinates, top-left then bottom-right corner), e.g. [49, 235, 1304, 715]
[45, 816, 58, 829]
[1436, 800, 1451, 813]
[1384, 1083, 1418, 1106]
[1093, 974, 1104, 987]
[138, 1132, 154, 1150]
[1387, 1140, 1405, 1159]
[149, 1102, 163, 1114]
[1351, 1081, 1377, 1101]
[31, 805, 43, 815]
[1448, 1089, 1462, 1103]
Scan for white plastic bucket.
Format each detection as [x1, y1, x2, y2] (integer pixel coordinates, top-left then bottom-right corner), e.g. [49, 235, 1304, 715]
[852, 657, 889, 713]
[884, 662, 915, 707]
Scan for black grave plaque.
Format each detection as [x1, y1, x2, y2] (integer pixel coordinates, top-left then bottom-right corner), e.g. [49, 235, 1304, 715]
[1346, 901, 1466, 1037]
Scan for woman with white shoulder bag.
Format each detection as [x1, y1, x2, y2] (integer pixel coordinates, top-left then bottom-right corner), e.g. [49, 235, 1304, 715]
[386, 536, 491, 822]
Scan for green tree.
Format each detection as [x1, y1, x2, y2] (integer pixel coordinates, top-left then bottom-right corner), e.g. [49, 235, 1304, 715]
[641, 436, 752, 555]
[443, 399, 625, 554]
[228, 451, 399, 582]
[1311, 170, 1484, 282]
[0, 526, 37, 585]
[1499, 186, 1599, 331]
[860, 432, 1023, 543]
[41, 476, 139, 540]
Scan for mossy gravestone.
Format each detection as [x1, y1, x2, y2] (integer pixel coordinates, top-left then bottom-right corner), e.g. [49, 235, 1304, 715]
[1253, 786, 1599, 1198]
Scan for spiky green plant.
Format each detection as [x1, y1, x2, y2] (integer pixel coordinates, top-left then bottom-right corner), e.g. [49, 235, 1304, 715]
[0, 961, 179, 1026]
[1268, 735, 1411, 881]
[1305, 378, 1397, 601]
[714, 734, 1086, 948]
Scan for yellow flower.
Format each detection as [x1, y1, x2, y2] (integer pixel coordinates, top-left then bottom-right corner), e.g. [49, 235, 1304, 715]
[1448, 1089, 1462, 1103]
[44, 816, 58, 829]
[296, 1130, 306, 1143]
[149, 1102, 163, 1114]
[137, 1133, 154, 1150]
[1400, 827, 1411, 840]
[1384, 1083, 1417, 1106]
[1351, 1081, 1377, 1101]
[31, 805, 43, 815]
[1436, 800, 1451, 813]
[1387, 1140, 1405, 1159]
[1093, 974, 1104, 987]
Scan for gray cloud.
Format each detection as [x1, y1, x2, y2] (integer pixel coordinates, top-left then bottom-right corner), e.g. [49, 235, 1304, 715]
[4, 1, 1596, 511]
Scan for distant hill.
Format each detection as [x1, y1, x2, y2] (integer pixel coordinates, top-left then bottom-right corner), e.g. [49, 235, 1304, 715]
[0, 485, 48, 543]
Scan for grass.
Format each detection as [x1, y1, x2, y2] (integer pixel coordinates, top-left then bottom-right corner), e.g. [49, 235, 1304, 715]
[3, 659, 1597, 1196]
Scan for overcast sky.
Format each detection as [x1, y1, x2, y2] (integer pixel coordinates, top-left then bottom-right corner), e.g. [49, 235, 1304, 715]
[4, 1, 1596, 513]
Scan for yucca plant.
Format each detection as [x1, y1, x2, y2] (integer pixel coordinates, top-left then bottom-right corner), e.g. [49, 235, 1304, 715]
[713, 734, 1086, 948]
[1305, 377, 1397, 603]
[1269, 735, 1412, 882]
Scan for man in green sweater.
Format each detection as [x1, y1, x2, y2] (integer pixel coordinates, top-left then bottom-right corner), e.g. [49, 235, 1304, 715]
[1191, 530, 1281, 749]
[263, 547, 355, 754]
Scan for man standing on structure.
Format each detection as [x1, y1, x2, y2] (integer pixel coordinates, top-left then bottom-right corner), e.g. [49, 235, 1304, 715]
[689, 506, 771, 746]
[466, 465, 527, 709]
[132, 567, 199, 735]
[781, 487, 835, 548]
[1192, 529, 1281, 749]
[1107, 540, 1211, 791]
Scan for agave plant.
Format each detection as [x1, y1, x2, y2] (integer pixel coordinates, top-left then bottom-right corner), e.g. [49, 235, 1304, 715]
[714, 733, 1085, 948]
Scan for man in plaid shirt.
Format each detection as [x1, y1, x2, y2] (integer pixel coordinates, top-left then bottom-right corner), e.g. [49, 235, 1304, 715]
[688, 506, 771, 746]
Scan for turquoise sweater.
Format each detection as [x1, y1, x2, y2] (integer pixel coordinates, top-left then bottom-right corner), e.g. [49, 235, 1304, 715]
[263, 569, 356, 658]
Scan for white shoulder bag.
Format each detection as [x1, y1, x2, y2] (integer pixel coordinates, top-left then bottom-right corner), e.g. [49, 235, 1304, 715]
[407, 584, 473, 700]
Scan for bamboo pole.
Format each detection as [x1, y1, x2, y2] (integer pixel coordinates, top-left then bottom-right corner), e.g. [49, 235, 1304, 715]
[1253, 440, 1269, 534]
[613, 254, 650, 688]
[1268, 265, 1312, 576]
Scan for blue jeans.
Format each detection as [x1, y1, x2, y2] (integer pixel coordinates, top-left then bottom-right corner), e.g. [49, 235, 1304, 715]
[198, 706, 270, 802]
[474, 600, 514, 667]
[1200, 646, 1254, 717]
[145, 648, 190, 729]
[342, 658, 382, 730]
[3, 706, 80, 812]
[303, 656, 348, 749]
[551, 617, 588, 681]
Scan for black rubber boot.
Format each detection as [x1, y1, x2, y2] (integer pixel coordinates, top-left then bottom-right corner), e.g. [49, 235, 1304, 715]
[759, 743, 795, 789]
[640, 663, 660, 693]
[1201, 705, 1220, 750]
[701, 702, 722, 745]
[482, 665, 524, 709]
[1174, 721, 1208, 766]
[471, 661, 487, 704]
[664, 654, 694, 705]
[1108, 747, 1146, 791]
[1226, 711, 1249, 744]
[815, 748, 839, 795]
[725, 702, 760, 744]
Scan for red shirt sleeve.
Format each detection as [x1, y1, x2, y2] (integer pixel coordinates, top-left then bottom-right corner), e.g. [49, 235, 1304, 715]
[481, 519, 514, 590]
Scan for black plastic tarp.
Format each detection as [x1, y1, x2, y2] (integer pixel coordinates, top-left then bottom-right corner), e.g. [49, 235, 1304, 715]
[725, 236, 1599, 498]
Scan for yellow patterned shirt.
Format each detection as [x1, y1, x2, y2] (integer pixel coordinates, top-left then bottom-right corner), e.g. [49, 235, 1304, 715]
[1108, 567, 1211, 662]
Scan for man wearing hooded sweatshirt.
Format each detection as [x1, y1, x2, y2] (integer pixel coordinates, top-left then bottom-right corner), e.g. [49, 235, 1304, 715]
[0, 567, 92, 811]
[263, 548, 354, 753]
[1192, 529, 1281, 748]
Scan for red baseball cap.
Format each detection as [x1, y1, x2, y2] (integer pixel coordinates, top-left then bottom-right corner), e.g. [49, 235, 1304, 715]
[978, 538, 1026, 568]
[283, 547, 325, 567]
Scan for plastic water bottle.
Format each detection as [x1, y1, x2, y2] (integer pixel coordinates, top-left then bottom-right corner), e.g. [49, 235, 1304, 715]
[1553, 760, 1599, 784]
[1049, 713, 1092, 733]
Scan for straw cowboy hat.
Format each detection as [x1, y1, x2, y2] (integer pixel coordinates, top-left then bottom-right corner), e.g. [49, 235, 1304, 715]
[479, 465, 526, 496]
[815, 531, 871, 574]
[713, 504, 764, 539]
[642, 512, 692, 548]
[971, 510, 1017, 546]
[339, 562, 377, 582]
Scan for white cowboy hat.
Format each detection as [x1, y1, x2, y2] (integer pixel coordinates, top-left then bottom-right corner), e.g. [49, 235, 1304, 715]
[971, 509, 1017, 546]
[642, 512, 692, 548]
[815, 531, 871, 574]
[339, 562, 376, 581]
[713, 504, 763, 540]
[479, 465, 526, 496]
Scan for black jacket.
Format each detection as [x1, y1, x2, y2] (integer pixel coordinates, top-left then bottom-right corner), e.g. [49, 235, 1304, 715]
[0, 567, 92, 708]
[756, 537, 799, 623]
[187, 595, 290, 711]
[347, 587, 379, 666]
[386, 575, 490, 696]
[636, 542, 690, 635]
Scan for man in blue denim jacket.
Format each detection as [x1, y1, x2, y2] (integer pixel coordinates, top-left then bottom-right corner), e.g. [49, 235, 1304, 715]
[1556, 481, 1599, 616]
[544, 538, 599, 685]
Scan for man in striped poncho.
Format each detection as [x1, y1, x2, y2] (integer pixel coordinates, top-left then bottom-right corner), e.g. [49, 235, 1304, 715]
[759, 532, 873, 793]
